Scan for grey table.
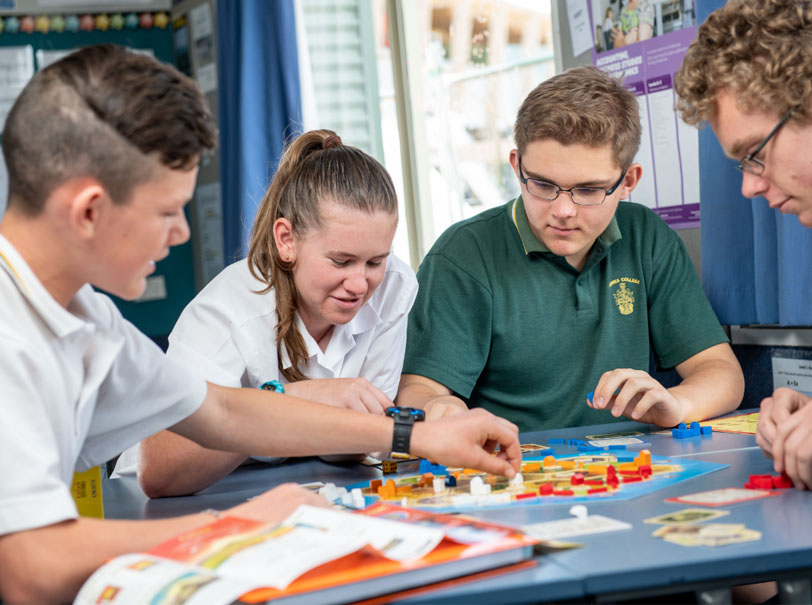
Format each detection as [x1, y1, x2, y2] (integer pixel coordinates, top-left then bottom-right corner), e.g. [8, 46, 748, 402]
[103, 420, 812, 604]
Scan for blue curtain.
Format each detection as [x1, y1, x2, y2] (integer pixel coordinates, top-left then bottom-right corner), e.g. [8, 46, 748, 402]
[217, 0, 302, 262]
[698, 0, 812, 325]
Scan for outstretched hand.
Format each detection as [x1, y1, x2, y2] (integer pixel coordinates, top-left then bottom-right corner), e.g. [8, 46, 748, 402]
[588, 368, 683, 427]
[410, 408, 521, 478]
[757, 388, 812, 490]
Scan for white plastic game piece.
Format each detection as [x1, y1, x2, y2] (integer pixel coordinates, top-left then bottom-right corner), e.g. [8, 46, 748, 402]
[401, 497, 409, 507]
[341, 492, 353, 507]
[470, 476, 485, 496]
[509, 473, 524, 489]
[351, 488, 365, 508]
[320, 483, 338, 502]
[433, 477, 446, 493]
[569, 504, 588, 519]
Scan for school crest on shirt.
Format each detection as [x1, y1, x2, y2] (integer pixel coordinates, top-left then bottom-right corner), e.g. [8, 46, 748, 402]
[609, 277, 639, 315]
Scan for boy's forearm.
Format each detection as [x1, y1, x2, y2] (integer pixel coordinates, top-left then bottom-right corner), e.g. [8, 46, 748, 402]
[0, 515, 216, 603]
[671, 357, 745, 423]
[139, 430, 247, 497]
[173, 383, 394, 457]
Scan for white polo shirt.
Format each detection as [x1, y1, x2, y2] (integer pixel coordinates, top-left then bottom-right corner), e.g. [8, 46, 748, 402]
[114, 254, 417, 473]
[0, 235, 206, 535]
[167, 254, 417, 395]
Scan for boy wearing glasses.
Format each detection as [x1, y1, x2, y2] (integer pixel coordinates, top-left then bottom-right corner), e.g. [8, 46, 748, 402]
[399, 66, 744, 432]
[675, 0, 812, 490]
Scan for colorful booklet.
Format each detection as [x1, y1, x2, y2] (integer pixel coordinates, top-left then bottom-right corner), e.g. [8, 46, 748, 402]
[75, 502, 538, 605]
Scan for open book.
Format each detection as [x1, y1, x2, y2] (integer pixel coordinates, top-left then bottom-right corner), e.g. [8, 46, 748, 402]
[75, 502, 538, 605]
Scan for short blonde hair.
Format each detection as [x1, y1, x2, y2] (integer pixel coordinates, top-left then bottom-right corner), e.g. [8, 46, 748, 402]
[514, 66, 641, 170]
[675, 0, 812, 126]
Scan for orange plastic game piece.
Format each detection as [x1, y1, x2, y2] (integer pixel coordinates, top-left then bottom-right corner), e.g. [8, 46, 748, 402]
[370, 479, 382, 490]
[635, 450, 651, 466]
[559, 459, 576, 470]
[587, 465, 607, 475]
[523, 462, 541, 473]
[542, 455, 556, 467]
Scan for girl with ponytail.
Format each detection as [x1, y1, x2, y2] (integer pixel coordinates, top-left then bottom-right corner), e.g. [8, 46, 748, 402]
[117, 130, 418, 496]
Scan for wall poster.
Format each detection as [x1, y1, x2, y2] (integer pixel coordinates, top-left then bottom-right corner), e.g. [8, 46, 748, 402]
[587, 0, 699, 229]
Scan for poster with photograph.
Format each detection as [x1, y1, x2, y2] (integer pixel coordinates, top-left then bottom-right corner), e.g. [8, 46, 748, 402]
[587, 0, 699, 229]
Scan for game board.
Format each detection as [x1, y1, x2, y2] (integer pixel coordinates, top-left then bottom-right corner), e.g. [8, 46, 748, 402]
[699, 412, 759, 435]
[347, 450, 727, 514]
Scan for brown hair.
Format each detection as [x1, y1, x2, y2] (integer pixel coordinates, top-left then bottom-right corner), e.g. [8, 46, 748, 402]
[675, 0, 812, 126]
[2, 43, 217, 216]
[514, 66, 641, 170]
[247, 130, 397, 382]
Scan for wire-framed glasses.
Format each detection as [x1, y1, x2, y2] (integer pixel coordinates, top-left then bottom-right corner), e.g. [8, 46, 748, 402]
[736, 108, 794, 176]
[518, 156, 626, 206]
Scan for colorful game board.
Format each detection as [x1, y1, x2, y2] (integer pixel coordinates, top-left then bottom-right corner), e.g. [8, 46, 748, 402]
[348, 451, 726, 514]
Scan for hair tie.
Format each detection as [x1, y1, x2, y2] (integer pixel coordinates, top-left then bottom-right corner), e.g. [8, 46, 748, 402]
[322, 134, 342, 149]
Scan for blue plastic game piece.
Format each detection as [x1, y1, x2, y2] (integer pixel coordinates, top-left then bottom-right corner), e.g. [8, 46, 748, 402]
[586, 391, 594, 403]
[672, 421, 701, 439]
[445, 475, 457, 487]
[549, 438, 566, 444]
[419, 459, 433, 473]
[701, 425, 713, 436]
[608, 444, 628, 450]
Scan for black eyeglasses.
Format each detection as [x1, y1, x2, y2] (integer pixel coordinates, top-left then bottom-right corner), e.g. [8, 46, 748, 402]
[736, 108, 794, 176]
[518, 156, 627, 206]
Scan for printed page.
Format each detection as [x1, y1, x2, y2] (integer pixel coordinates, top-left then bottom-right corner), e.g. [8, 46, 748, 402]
[73, 553, 263, 605]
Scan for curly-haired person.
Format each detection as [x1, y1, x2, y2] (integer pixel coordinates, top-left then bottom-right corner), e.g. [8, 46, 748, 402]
[675, 0, 812, 493]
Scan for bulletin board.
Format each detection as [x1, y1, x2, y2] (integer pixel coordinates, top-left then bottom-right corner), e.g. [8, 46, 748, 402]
[0, 10, 197, 338]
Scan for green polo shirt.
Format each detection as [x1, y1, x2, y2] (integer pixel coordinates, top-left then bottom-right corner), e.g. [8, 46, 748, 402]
[403, 198, 728, 432]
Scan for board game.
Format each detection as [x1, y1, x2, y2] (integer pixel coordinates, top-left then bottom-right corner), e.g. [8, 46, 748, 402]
[347, 450, 726, 514]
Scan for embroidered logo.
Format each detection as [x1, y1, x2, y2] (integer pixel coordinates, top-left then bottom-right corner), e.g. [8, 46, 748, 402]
[609, 277, 639, 315]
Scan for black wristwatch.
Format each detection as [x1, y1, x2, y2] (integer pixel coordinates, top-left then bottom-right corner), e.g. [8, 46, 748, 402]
[385, 406, 425, 459]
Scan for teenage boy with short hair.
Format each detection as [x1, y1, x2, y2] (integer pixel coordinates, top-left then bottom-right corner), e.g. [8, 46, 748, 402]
[675, 0, 812, 490]
[0, 44, 520, 602]
[400, 66, 744, 432]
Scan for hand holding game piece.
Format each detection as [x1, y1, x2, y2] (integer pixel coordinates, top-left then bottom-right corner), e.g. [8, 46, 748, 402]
[410, 409, 521, 478]
[764, 392, 812, 490]
[756, 388, 811, 457]
[285, 377, 392, 415]
[588, 368, 684, 427]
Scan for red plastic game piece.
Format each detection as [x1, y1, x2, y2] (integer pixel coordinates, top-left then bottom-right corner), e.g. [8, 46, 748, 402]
[539, 484, 554, 496]
[587, 486, 608, 494]
[638, 464, 652, 478]
[570, 473, 585, 485]
[622, 476, 642, 483]
[772, 472, 793, 489]
[584, 479, 604, 486]
[515, 492, 537, 500]
[553, 489, 574, 496]
[744, 474, 773, 490]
